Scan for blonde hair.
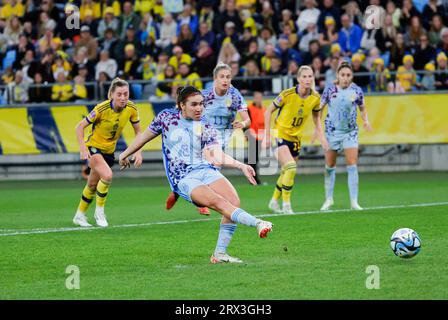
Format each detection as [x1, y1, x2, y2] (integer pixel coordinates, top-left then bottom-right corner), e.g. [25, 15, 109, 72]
[297, 65, 316, 91]
[107, 77, 129, 100]
[213, 61, 232, 78]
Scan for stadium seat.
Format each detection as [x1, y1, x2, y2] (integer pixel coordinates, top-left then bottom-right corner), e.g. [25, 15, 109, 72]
[131, 84, 143, 100]
[2, 50, 16, 71]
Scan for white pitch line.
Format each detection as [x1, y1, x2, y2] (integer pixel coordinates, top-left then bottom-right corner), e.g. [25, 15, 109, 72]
[1, 201, 447, 237]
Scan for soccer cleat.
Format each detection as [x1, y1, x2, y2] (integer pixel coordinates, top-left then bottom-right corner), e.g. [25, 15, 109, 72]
[166, 192, 179, 210]
[268, 199, 282, 214]
[197, 207, 210, 215]
[210, 252, 243, 264]
[282, 202, 294, 215]
[94, 207, 109, 227]
[256, 220, 273, 238]
[320, 198, 334, 211]
[73, 211, 92, 227]
[351, 201, 364, 211]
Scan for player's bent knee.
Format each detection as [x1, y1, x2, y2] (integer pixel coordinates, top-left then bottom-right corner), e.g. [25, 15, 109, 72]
[102, 171, 113, 182]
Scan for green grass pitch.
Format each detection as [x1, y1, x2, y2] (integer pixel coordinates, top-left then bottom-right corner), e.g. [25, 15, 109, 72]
[0, 171, 447, 299]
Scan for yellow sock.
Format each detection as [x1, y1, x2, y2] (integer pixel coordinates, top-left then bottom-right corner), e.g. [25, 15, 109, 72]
[77, 184, 96, 213]
[272, 171, 284, 201]
[281, 161, 297, 203]
[96, 179, 111, 207]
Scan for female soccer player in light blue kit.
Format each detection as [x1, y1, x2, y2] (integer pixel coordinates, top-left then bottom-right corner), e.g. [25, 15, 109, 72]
[119, 86, 272, 264]
[318, 62, 372, 211]
[165, 62, 251, 215]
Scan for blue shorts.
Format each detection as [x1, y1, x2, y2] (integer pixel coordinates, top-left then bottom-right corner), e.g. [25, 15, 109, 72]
[326, 130, 358, 151]
[275, 138, 301, 158]
[177, 167, 225, 203]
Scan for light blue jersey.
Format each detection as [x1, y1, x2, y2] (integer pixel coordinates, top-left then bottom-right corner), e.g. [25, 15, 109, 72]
[320, 83, 365, 151]
[148, 108, 221, 196]
[202, 85, 247, 147]
[320, 83, 364, 134]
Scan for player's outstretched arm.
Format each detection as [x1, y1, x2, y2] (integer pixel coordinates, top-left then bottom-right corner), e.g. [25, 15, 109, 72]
[312, 110, 329, 151]
[119, 129, 158, 170]
[207, 145, 257, 185]
[75, 118, 91, 160]
[359, 105, 373, 131]
[130, 122, 143, 168]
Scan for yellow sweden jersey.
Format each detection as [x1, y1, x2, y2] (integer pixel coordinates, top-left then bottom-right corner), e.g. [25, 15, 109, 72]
[272, 86, 321, 141]
[85, 100, 140, 154]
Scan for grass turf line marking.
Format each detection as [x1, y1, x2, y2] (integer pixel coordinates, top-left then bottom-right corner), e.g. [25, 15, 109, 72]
[1, 201, 447, 237]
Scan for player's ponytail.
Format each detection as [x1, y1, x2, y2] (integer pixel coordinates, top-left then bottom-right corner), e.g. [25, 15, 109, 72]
[176, 85, 202, 109]
[108, 77, 129, 100]
[297, 65, 316, 92]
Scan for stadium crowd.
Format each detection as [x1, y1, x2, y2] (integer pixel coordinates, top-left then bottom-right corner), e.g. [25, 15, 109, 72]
[0, 0, 448, 104]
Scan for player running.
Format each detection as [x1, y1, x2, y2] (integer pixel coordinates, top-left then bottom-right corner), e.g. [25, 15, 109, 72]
[263, 66, 327, 214]
[119, 86, 273, 264]
[318, 62, 372, 211]
[165, 62, 251, 215]
[73, 78, 143, 227]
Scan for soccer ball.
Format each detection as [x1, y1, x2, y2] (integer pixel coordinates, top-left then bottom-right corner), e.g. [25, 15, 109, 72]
[390, 228, 421, 259]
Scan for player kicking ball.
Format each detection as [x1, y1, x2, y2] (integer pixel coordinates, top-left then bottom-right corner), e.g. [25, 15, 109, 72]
[165, 62, 251, 215]
[119, 86, 272, 264]
[317, 62, 372, 211]
[73, 78, 143, 227]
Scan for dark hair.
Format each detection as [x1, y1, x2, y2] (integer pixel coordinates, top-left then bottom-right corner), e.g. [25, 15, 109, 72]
[176, 86, 202, 108]
[337, 61, 353, 73]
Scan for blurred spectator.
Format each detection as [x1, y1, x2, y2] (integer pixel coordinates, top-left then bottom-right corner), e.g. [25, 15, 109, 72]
[177, 3, 199, 35]
[216, 0, 243, 34]
[37, 11, 56, 39]
[82, 9, 99, 38]
[317, 0, 342, 31]
[257, 26, 277, 54]
[118, 0, 141, 39]
[80, 0, 101, 21]
[344, 1, 363, 27]
[120, 44, 140, 80]
[299, 23, 320, 53]
[386, 0, 401, 29]
[51, 72, 72, 102]
[216, 21, 239, 50]
[260, 43, 277, 74]
[114, 24, 142, 63]
[0, 0, 25, 20]
[153, 64, 177, 101]
[75, 25, 99, 61]
[371, 58, 391, 92]
[241, 59, 265, 94]
[51, 54, 72, 81]
[351, 53, 370, 91]
[276, 37, 301, 72]
[296, 0, 320, 33]
[428, 15, 446, 47]
[96, 71, 111, 100]
[72, 47, 95, 81]
[3, 15, 22, 47]
[281, 24, 298, 50]
[193, 22, 215, 54]
[324, 56, 339, 88]
[218, 42, 240, 66]
[378, 14, 398, 53]
[241, 40, 262, 68]
[247, 91, 265, 185]
[413, 34, 436, 71]
[28, 72, 50, 103]
[156, 13, 177, 50]
[422, 0, 446, 30]
[285, 60, 299, 87]
[240, 9, 257, 37]
[155, 51, 169, 76]
[312, 57, 325, 91]
[396, 55, 417, 92]
[435, 52, 448, 90]
[319, 16, 339, 57]
[400, 0, 421, 29]
[198, 3, 215, 33]
[97, 7, 119, 40]
[138, 54, 156, 80]
[338, 14, 363, 56]
[418, 63, 436, 91]
[238, 28, 257, 55]
[174, 63, 203, 90]
[95, 50, 117, 80]
[365, 47, 381, 71]
[302, 39, 324, 66]
[99, 28, 119, 53]
[258, 1, 278, 35]
[405, 16, 426, 48]
[175, 22, 195, 54]
[438, 28, 448, 56]
[73, 75, 88, 102]
[195, 40, 216, 77]
[168, 45, 192, 71]
[389, 33, 409, 71]
[12, 34, 34, 70]
[6, 70, 30, 103]
[230, 60, 245, 89]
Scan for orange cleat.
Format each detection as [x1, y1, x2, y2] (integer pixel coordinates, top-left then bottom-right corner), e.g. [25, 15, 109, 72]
[166, 192, 179, 210]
